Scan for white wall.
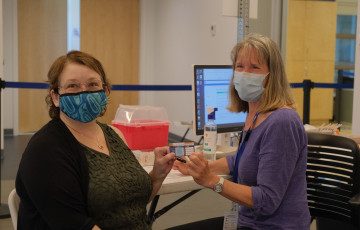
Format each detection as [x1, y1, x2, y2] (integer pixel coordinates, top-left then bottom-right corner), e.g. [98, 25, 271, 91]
[139, 0, 282, 140]
[2, 0, 18, 135]
[352, 2, 360, 135]
[0, 0, 3, 150]
[67, 0, 80, 51]
[139, 0, 238, 141]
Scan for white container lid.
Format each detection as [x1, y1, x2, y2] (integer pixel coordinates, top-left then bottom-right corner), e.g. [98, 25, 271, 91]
[112, 104, 169, 124]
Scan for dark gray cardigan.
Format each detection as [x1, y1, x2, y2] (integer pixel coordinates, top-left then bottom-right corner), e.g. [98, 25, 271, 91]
[16, 118, 95, 230]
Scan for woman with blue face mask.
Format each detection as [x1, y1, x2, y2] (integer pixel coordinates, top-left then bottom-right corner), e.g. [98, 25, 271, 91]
[172, 34, 310, 230]
[15, 51, 176, 230]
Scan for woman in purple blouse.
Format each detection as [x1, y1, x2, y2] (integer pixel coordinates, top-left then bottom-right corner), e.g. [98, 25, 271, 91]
[172, 33, 311, 230]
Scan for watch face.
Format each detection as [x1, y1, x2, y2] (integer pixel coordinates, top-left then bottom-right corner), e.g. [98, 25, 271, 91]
[214, 183, 223, 193]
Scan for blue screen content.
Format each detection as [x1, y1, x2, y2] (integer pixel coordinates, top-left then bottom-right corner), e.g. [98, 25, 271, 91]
[194, 65, 247, 135]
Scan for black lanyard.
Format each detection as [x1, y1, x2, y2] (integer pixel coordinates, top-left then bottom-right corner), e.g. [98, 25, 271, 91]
[233, 113, 259, 183]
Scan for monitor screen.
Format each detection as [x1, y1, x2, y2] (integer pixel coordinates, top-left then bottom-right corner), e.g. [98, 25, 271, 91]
[193, 65, 247, 136]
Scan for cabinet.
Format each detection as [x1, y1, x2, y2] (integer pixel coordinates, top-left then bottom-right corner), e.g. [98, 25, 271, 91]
[286, 1, 337, 122]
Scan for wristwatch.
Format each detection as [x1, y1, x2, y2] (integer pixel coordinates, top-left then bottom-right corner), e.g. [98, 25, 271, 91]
[213, 177, 224, 193]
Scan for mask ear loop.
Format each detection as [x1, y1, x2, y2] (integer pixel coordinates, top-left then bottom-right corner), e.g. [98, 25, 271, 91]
[263, 72, 270, 88]
[103, 84, 110, 95]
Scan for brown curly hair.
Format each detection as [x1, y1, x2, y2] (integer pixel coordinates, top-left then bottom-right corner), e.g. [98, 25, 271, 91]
[45, 50, 111, 119]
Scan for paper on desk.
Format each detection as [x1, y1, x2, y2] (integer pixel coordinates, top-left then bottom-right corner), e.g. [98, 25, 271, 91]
[133, 150, 154, 166]
[143, 166, 231, 195]
[143, 166, 195, 182]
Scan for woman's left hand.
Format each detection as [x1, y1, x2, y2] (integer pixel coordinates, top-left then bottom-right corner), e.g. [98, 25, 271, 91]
[152, 146, 176, 181]
[187, 152, 218, 189]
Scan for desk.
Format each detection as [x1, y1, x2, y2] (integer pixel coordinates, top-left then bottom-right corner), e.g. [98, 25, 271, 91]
[141, 146, 236, 222]
[144, 166, 231, 222]
[143, 166, 205, 195]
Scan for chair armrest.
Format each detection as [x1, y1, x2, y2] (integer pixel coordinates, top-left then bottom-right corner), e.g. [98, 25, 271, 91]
[349, 193, 360, 206]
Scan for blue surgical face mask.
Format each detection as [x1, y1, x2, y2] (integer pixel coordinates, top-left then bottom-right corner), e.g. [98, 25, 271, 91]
[233, 71, 268, 102]
[59, 90, 108, 123]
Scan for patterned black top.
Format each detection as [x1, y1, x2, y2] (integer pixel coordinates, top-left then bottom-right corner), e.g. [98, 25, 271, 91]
[82, 122, 152, 230]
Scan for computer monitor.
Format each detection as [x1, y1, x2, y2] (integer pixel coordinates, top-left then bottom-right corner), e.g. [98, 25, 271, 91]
[193, 65, 247, 136]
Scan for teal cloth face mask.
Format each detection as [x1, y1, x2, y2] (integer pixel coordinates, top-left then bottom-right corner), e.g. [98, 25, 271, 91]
[59, 90, 108, 123]
[233, 71, 268, 102]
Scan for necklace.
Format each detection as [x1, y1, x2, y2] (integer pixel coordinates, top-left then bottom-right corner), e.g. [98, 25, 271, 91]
[66, 123, 105, 150]
[96, 134, 104, 150]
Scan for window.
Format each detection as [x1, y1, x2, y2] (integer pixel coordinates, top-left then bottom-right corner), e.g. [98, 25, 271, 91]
[335, 15, 356, 82]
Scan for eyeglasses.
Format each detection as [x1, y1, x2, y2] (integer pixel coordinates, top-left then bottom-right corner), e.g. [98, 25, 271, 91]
[58, 79, 104, 94]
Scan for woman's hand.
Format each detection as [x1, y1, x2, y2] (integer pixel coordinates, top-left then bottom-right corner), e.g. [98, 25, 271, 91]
[186, 152, 219, 189]
[148, 147, 175, 202]
[172, 156, 190, 175]
[151, 146, 176, 182]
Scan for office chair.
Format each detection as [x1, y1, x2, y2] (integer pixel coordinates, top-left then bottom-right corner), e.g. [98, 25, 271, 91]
[8, 189, 20, 230]
[307, 132, 360, 230]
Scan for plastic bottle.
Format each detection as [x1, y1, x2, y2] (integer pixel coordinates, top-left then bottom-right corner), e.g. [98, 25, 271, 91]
[203, 107, 218, 161]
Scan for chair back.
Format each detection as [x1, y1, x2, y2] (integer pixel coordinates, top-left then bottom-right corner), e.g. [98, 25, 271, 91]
[307, 132, 360, 227]
[8, 189, 20, 230]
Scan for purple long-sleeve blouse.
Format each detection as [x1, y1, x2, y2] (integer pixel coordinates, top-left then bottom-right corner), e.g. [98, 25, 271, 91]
[226, 108, 311, 230]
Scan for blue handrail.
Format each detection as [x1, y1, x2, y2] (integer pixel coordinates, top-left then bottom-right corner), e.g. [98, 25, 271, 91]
[1, 79, 355, 125]
[291, 82, 353, 89]
[4, 81, 354, 91]
[4, 81, 192, 91]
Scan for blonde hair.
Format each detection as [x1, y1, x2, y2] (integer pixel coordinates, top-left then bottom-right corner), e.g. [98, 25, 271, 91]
[227, 33, 295, 113]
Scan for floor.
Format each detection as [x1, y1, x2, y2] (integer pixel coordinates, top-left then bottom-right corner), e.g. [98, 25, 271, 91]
[1, 134, 32, 230]
[0, 134, 317, 230]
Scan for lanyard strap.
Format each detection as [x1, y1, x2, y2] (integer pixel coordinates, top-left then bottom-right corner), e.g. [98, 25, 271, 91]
[233, 113, 259, 183]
